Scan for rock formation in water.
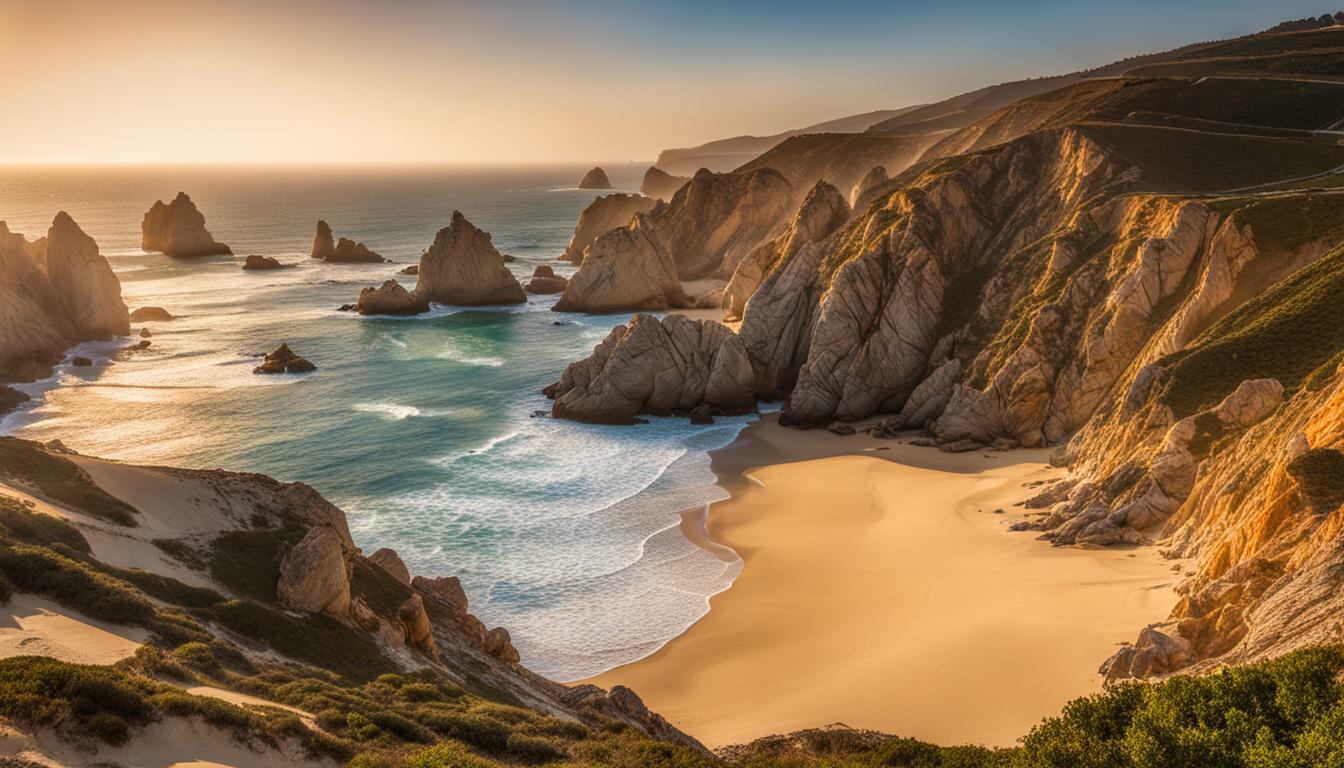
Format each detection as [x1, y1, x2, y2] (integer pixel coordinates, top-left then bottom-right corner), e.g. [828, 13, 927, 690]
[253, 343, 316, 374]
[524, 265, 568, 294]
[241, 254, 284, 270]
[545, 313, 754, 423]
[355, 279, 429, 316]
[140, 192, 231, 256]
[723, 181, 850, 321]
[130, 306, 174, 322]
[850, 165, 889, 209]
[640, 166, 691, 200]
[578, 166, 612, 189]
[560, 193, 657, 264]
[0, 215, 128, 413]
[311, 220, 386, 263]
[415, 211, 526, 305]
[553, 215, 690, 313]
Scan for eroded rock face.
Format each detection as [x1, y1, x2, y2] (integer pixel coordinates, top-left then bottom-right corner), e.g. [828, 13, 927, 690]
[851, 165, 890, 209]
[277, 526, 350, 618]
[578, 166, 612, 190]
[253, 343, 316, 374]
[311, 220, 384, 263]
[641, 167, 690, 201]
[311, 220, 335, 259]
[44, 213, 130, 340]
[546, 314, 754, 423]
[647, 168, 795, 280]
[369, 548, 412, 586]
[412, 575, 469, 613]
[141, 192, 231, 256]
[553, 215, 689, 313]
[355, 280, 429, 316]
[723, 181, 850, 321]
[560, 194, 657, 264]
[415, 211, 526, 305]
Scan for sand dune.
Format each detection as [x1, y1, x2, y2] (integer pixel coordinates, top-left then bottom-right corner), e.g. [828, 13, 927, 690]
[590, 418, 1181, 748]
[0, 593, 147, 665]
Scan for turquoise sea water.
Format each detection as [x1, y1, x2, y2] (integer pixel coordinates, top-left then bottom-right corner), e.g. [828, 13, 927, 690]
[0, 165, 750, 680]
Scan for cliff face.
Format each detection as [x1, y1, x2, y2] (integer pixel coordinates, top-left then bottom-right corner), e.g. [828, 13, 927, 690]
[553, 214, 690, 313]
[141, 192, 231, 257]
[0, 215, 128, 403]
[560, 194, 657, 264]
[415, 211, 526, 305]
[640, 167, 690, 201]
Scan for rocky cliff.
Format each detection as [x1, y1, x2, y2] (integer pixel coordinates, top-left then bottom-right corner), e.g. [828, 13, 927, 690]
[140, 192, 231, 256]
[553, 215, 690, 313]
[560, 194, 657, 264]
[640, 166, 691, 200]
[415, 211, 526, 305]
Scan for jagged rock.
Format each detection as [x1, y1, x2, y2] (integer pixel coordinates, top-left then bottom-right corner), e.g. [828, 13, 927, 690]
[279, 482, 356, 550]
[44, 213, 130, 339]
[311, 220, 385, 263]
[868, 417, 906, 439]
[276, 526, 350, 619]
[369, 548, 412, 586]
[253, 343, 316, 374]
[355, 280, 429, 316]
[850, 165, 890, 209]
[578, 166, 612, 189]
[483, 627, 520, 663]
[398, 594, 437, 655]
[141, 192, 231, 256]
[415, 211, 526, 305]
[130, 306, 173, 322]
[898, 359, 961, 428]
[241, 254, 283, 270]
[524, 265, 568, 294]
[641, 167, 690, 200]
[412, 575, 468, 613]
[553, 215, 689, 313]
[648, 167, 795, 280]
[1100, 625, 1192, 680]
[547, 314, 754, 424]
[560, 193, 657, 264]
[723, 181, 850, 321]
[1214, 378, 1283, 429]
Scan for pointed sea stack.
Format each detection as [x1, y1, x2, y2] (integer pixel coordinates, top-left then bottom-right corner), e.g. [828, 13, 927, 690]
[414, 211, 525, 305]
[578, 166, 612, 190]
[310, 220, 385, 263]
[141, 192, 231, 257]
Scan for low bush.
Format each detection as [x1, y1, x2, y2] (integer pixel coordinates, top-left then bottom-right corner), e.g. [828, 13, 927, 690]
[0, 495, 89, 553]
[0, 439, 138, 526]
[0, 545, 155, 626]
[210, 599, 396, 682]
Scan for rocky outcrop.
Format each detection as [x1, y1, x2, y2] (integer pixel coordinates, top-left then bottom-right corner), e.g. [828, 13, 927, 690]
[560, 194, 657, 264]
[141, 192, 231, 256]
[130, 306, 174, 322]
[43, 213, 130, 340]
[545, 314, 754, 423]
[412, 575, 468, 613]
[253, 343, 316, 374]
[311, 220, 385, 263]
[850, 165, 889, 209]
[553, 215, 690, 313]
[355, 280, 429, 316]
[578, 166, 612, 189]
[415, 211, 526, 305]
[641, 167, 690, 200]
[277, 525, 350, 618]
[523, 265, 568, 294]
[722, 181, 850, 321]
[369, 548, 412, 586]
[484, 627, 521, 663]
[241, 254, 284, 270]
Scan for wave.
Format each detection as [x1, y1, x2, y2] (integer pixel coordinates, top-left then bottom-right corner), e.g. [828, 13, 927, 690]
[353, 402, 478, 421]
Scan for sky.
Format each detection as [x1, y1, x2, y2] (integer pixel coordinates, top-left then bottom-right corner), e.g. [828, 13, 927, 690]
[0, 0, 1334, 165]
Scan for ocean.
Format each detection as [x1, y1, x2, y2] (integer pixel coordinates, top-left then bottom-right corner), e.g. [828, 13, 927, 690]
[0, 164, 751, 680]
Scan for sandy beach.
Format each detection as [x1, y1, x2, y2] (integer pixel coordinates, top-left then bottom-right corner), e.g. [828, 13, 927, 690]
[589, 416, 1182, 749]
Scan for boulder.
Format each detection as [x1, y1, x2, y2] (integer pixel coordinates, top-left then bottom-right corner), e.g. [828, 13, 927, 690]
[483, 626, 521, 663]
[311, 220, 384, 263]
[412, 575, 469, 613]
[44, 213, 130, 339]
[641, 167, 691, 201]
[130, 306, 174, 322]
[253, 343, 316, 374]
[355, 280, 429, 315]
[554, 215, 689, 313]
[415, 211, 526, 305]
[524, 265, 568, 294]
[1214, 378, 1284, 429]
[279, 482, 356, 550]
[71, 356, 92, 367]
[399, 264, 419, 276]
[397, 594, 437, 655]
[578, 166, 612, 190]
[141, 192, 231, 256]
[139, 328, 151, 338]
[369, 548, 412, 586]
[546, 313, 755, 424]
[276, 526, 350, 618]
[560, 193, 657, 264]
[242, 254, 284, 270]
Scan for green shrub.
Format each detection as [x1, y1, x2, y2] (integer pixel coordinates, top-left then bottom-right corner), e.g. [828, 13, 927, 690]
[0, 656, 156, 745]
[0, 545, 155, 625]
[210, 599, 396, 682]
[209, 528, 301, 602]
[371, 711, 436, 744]
[0, 439, 138, 526]
[507, 731, 566, 763]
[405, 742, 500, 768]
[0, 495, 89, 553]
[420, 711, 511, 752]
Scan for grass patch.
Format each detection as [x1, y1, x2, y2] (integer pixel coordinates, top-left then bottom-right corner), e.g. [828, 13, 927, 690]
[0, 495, 90, 553]
[0, 545, 156, 626]
[209, 527, 303, 602]
[352, 557, 414, 617]
[211, 599, 396, 682]
[0, 656, 157, 745]
[0, 438, 138, 526]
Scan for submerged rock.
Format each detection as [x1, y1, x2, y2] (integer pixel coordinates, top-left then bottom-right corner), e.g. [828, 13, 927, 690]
[253, 343, 316, 374]
[415, 211, 525, 305]
[546, 313, 754, 423]
[355, 279, 429, 316]
[242, 254, 284, 270]
[524, 265, 568, 294]
[130, 306, 174, 322]
[141, 192, 231, 257]
[578, 166, 612, 190]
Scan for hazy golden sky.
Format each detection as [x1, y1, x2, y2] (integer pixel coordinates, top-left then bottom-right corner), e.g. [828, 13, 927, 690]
[0, 0, 1322, 165]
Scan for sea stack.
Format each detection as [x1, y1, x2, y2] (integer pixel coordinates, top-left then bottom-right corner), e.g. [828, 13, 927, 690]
[44, 212, 131, 339]
[141, 192, 231, 257]
[310, 220, 385, 263]
[578, 166, 612, 189]
[524, 265, 568, 294]
[242, 254, 284, 270]
[355, 280, 430, 315]
[253, 343, 316, 374]
[414, 211, 525, 305]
